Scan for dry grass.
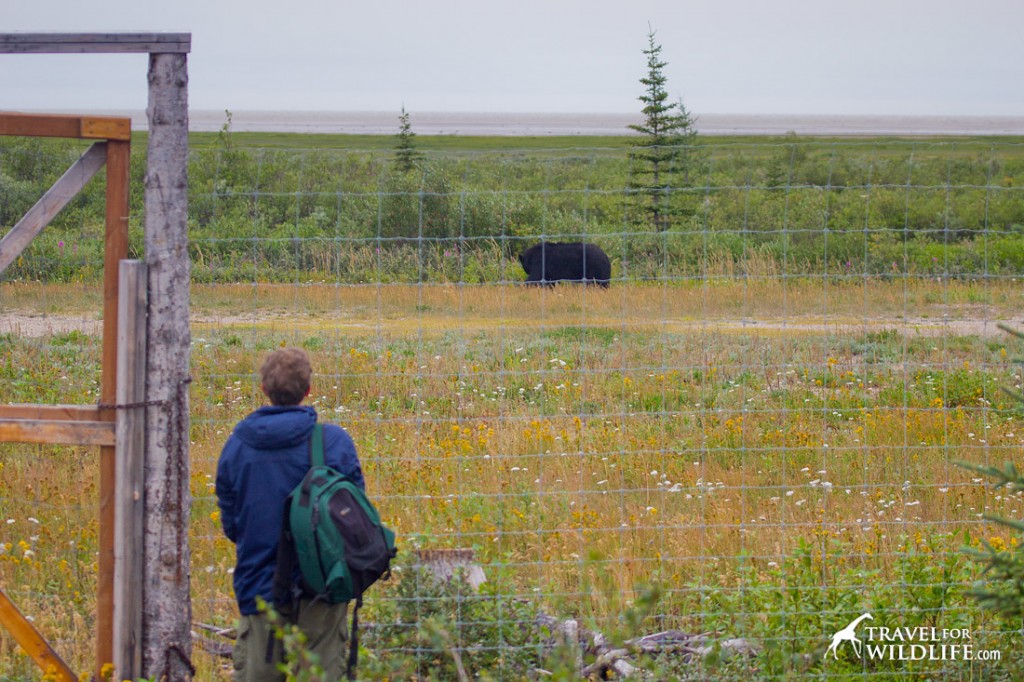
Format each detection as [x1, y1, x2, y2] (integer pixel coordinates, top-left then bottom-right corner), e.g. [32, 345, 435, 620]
[188, 276, 1022, 333]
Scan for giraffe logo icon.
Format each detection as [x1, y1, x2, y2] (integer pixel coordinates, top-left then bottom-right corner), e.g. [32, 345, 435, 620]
[825, 613, 874, 659]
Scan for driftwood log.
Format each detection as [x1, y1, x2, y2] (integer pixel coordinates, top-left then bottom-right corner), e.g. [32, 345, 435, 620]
[414, 548, 487, 591]
[534, 612, 760, 679]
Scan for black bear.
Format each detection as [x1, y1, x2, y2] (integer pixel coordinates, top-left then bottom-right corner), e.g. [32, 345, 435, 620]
[519, 242, 611, 287]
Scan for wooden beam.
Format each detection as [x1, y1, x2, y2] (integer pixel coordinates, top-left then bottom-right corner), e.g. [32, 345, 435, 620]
[0, 142, 107, 275]
[0, 587, 77, 682]
[0, 113, 131, 141]
[98, 138, 130, 681]
[102, 142, 131, 403]
[0, 32, 191, 54]
[81, 116, 132, 141]
[114, 261, 147, 681]
[0, 404, 102, 421]
[0, 113, 80, 138]
[0, 418, 115, 446]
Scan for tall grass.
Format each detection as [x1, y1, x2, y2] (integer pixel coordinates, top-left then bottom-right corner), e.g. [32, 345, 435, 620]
[2, 280, 1023, 678]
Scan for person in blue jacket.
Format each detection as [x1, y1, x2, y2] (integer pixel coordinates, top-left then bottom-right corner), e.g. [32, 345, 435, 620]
[216, 347, 364, 681]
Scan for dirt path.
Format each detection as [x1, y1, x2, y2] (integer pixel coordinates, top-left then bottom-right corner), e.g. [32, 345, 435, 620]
[2, 311, 1013, 339]
[0, 313, 103, 337]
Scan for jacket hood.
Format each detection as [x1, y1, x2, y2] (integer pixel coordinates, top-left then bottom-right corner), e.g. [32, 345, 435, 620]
[233, 405, 317, 449]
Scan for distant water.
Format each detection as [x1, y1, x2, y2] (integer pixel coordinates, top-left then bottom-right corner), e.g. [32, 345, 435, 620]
[51, 109, 1024, 136]
[187, 111, 1024, 136]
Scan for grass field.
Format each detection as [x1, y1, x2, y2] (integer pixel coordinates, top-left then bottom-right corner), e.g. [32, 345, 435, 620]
[2, 276, 1024, 679]
[2, 125, 1024, 679]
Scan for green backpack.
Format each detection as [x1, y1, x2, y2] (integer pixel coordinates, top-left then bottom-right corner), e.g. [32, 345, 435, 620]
[273, 424, 397, 678]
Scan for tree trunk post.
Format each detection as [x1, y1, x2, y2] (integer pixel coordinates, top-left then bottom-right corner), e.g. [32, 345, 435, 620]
[142, 51, 193, 681]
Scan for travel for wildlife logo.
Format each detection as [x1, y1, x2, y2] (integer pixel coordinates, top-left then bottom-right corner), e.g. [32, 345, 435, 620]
[826, 613, 1002, 663]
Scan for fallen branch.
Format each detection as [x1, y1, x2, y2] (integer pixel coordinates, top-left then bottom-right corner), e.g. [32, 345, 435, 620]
[191, 632, 233, 659]
[193, 621, 235, 639]
[536, 612, 760, 679]
[191, 622, 235, 660]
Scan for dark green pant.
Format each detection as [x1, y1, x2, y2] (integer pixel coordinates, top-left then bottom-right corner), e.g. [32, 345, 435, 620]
[233, 600, 348, 681]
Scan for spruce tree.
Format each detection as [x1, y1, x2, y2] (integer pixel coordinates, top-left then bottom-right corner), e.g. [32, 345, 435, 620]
[956, 323, 1024, 621]
[628, 27, 700, 232]
[394, 105, 424, 173]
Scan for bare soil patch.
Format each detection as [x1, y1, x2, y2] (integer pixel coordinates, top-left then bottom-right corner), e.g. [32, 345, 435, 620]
[2, 310, 1012, 339]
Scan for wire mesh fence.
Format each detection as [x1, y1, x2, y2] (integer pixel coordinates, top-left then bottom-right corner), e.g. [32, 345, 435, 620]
[2, 135, 1024, 678]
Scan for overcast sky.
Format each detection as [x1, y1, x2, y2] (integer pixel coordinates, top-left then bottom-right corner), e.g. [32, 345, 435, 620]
[2, 0, 1022, 116]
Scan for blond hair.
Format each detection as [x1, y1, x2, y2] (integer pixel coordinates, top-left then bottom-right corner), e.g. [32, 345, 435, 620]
[260, 347, 312, 406]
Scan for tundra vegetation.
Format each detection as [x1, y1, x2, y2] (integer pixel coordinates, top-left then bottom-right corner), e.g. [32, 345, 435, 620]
[1, 130, 1023, 285]
[1, 131, 1024, 679]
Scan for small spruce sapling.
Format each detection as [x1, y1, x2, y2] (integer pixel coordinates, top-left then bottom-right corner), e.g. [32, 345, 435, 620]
[628, 26, 701, 232]
[394, 105, 424, 173]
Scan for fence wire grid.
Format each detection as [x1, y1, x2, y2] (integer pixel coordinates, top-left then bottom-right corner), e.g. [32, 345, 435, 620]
[2, 136, 1024, 679]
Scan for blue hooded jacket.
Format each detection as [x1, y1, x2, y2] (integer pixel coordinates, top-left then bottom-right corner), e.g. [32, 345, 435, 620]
[215, 405, 364, 615]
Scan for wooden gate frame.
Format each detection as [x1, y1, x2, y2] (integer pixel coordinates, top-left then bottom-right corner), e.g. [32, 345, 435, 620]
[0, 112, 129, 682]
[0, 33, 192, 682]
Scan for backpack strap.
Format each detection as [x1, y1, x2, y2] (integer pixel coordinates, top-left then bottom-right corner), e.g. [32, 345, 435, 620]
[269, 493, 301, 663]
[309, 423, 325, 468]
[271, 494, 300, 614]
[346, 595, 362, 681]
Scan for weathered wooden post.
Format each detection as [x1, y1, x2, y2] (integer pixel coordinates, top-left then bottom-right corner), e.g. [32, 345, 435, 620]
[142, 51, 193, 680]
[113, 260, 147, 679]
